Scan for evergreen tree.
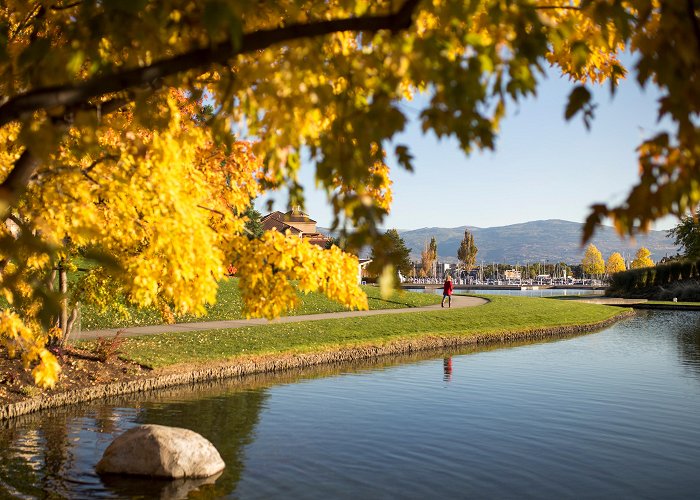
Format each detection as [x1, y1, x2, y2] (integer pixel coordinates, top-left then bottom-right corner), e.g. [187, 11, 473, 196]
[243, 205, 264, 239]
[668, 210, 700, 259]
[370, 229, 413, 278]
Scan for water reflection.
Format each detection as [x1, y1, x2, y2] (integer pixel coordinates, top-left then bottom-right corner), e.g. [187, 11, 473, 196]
[0, 342, 548, 499]
[2, 311, 700, 498]
[100, 462, 223, 498]
[664, 310, 700, 380]
[130, 387, 268, 498]
[443, 357, 452, 382]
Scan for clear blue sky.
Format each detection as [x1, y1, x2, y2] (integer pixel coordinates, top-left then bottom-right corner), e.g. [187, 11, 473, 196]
[259, 63, 677, 232]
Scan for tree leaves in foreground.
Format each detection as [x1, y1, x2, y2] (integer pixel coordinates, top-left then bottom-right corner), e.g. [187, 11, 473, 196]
[0, 0, 698, 385]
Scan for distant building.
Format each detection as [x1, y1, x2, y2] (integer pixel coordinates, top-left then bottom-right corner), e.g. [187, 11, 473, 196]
[504, 269, 521, 280]
[437, 262, 453, 278]
[261, 207, 331, 247]
[358, 258, 372, 284]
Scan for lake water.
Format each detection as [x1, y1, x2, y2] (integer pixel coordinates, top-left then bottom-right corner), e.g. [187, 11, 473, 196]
[419, 287, 605, 298]
[2, 310, 700, 498]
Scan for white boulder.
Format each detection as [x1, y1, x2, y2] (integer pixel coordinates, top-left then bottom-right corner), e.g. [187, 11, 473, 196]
[96, 424, 225, 479]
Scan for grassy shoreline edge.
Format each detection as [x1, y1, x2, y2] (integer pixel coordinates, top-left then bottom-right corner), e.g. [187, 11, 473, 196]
[1, 308, 634, 421]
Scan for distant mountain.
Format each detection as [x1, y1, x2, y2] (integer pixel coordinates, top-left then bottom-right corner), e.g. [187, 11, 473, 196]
[395, 219, 680, 264]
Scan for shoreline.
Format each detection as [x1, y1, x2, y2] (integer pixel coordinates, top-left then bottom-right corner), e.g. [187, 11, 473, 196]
[1, 309, 634, 421]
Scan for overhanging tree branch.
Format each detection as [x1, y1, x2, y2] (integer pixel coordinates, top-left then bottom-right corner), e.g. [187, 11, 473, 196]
[0, 0, 421, 128]
[0, 95, 131, 208]
[0, 150, 42, 204]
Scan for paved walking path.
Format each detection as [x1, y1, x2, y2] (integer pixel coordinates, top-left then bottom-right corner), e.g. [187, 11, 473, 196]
[76, 295, 488, 340]
[576, 298, 648, 305]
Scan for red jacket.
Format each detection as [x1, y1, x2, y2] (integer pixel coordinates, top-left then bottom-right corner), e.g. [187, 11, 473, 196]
[443, 280, 453, 295]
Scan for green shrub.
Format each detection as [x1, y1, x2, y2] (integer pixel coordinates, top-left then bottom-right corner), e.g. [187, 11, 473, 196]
[654, 265, 670, 286]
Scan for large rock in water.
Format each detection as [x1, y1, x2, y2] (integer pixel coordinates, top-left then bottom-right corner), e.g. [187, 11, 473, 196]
[96, 424, 225, 478]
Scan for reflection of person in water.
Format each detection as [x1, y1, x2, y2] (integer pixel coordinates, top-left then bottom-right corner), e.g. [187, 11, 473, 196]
[443, 357, 452, 382]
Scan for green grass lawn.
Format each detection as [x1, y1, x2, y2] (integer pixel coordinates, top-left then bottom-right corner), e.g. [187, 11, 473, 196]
[80, 280, 441, 330]
[107, 295, 628, 369]
[545, 294, 607, 300]
[644, 300, 700, 306]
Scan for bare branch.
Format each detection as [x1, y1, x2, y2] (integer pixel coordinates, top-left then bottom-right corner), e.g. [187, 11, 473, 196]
[0, 0, 421, 128]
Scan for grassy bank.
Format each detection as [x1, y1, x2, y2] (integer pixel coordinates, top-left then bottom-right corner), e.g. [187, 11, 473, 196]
[109, 296, 628, 368]
[81, 281, 441, 330]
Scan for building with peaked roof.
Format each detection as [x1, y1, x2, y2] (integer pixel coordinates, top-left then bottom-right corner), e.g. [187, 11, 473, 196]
[261, 207, 331, 247]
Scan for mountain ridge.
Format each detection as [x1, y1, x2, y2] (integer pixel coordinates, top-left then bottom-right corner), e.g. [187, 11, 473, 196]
[397, 219, 679, 264]
[322, 219, 680, 264]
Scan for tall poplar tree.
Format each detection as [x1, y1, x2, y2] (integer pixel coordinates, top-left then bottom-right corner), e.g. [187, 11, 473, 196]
[457, 229, 478, 271]
[428, 237, 438, 277]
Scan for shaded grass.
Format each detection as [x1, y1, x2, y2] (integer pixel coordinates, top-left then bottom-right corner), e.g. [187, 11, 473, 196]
[80, 281, 440, 330]
[107, 295, 628, 368]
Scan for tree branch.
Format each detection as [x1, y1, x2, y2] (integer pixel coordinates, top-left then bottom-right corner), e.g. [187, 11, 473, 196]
[50, 1, 82, 11]
[533, 5, 581, 10]
[0, 150, 42, 206]
[0, 97, 129, 207]
[688, 0, 700, 56]
[0, 0, 421, 128]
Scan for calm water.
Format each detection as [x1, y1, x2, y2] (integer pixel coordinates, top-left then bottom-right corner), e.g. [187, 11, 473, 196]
[421, 287, 605, 297]
[2, 310, 700, 498]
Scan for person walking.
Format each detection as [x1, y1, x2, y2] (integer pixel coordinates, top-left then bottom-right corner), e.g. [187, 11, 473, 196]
[441, 275, 453, 308]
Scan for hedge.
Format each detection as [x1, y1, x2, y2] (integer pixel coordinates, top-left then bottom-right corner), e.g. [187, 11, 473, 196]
[608, 258, 700, 293]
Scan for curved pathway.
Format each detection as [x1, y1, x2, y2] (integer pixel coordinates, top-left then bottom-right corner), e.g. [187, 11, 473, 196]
[76, 294, 487, 340]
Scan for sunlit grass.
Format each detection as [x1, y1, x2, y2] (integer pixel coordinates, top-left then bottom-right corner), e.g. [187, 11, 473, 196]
[105, 295, 627, 369]
[644, 300, 700, 306]
[80, 280, 441, 330]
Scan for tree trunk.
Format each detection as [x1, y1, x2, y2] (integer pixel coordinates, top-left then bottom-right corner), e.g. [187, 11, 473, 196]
[59, 261, 68, 337]
[63, 305, 79, 346]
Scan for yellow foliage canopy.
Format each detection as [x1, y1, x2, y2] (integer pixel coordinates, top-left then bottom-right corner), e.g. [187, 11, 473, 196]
[582, 243, 605, 277]
[631, 247, 655, 269]
[606, 252, 627, 275]
[0, 1, 698, 385]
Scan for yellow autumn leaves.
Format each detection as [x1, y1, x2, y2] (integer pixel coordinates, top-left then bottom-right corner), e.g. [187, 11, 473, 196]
[0, 91, 369, 387]
[0, 1, 697, 388]
[234, 231, 367, 319]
